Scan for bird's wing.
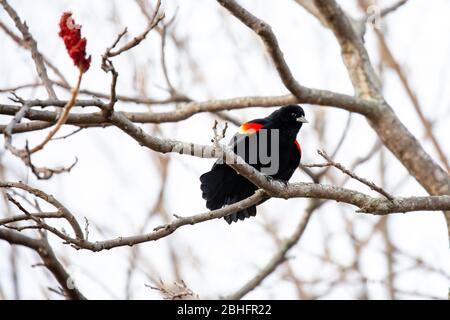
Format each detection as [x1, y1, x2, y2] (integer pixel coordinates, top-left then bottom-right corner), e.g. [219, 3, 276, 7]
[210, 119, 268, 170]
[227, 118, 269, 149]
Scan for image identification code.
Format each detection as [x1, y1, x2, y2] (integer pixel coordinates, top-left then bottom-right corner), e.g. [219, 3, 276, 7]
[177, 304, 272, 317]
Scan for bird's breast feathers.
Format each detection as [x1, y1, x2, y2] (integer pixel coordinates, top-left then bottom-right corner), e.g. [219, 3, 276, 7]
[294, 140, 301, 155]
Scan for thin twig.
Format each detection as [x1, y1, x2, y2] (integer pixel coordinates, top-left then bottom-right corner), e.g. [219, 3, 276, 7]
[29, 69, 83, 154]
[106, 0, 165, 58]
[51, 127, 83, 140]
[380, 0, 409, 18]
[317, 149, 394, 200]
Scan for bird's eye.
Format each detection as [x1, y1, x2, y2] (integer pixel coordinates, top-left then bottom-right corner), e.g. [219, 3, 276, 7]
[291, 112, 297, 118]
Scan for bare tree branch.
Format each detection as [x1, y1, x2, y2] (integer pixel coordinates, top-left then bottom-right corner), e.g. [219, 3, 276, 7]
[0, 181, 84, 240]
[0, 229, 86, 299]
[0, 20, 69, 86]
[0, 89, 377, 134]
[0, 0, 57, 99]
[313, 0, 450, 242]
[2, 173, 449, 253]
[217, 0, 377, 116]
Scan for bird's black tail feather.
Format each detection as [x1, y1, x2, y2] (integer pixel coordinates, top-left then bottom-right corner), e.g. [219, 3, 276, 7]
[223, 203, 257, 224]
[200, 164, 257, 224]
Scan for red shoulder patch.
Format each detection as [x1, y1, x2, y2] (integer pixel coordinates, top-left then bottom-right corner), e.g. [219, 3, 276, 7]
[294, 140, 301, 155]
[239, 122, 264, 134]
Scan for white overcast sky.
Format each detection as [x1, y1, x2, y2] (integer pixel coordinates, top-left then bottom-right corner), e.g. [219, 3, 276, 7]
[0, 0, 449, 299]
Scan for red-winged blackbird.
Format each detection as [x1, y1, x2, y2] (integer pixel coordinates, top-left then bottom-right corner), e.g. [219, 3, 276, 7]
[200, 105, 307, 224]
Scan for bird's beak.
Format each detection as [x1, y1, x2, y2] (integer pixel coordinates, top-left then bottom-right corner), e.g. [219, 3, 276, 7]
[296, 116, 308, 123]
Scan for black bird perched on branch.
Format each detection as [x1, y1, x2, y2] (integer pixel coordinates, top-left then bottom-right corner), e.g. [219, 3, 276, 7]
[200, 105, 308, 224]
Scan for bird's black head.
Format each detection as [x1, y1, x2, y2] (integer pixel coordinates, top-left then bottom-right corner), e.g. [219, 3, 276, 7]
[269, 105, 308, 130]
